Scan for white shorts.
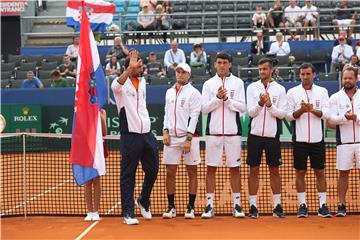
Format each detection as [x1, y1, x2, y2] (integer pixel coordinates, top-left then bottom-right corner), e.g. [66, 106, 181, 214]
[163, 136, 200, 166]
[205, 135, 242, 167]
[336, 19, 353, 28]
[336, 144, 360, 171]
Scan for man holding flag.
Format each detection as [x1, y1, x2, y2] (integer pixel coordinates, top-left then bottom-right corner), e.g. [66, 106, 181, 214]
[69, 0, 108, 221]
[111, 50, 159, 225]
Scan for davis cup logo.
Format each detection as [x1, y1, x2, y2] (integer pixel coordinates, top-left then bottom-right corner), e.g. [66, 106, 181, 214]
[272, 97, 277, 104]
[315, 100, 320, 108]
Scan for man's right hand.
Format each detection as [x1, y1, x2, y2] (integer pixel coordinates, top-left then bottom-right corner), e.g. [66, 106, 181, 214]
[258, 92, 269, 106]
[128, 50, 141, 74]
[163, 132, 170, 146]
[345, 110, 357, 121]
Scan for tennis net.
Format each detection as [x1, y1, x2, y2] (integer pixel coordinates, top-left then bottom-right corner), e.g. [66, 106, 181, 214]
[1, 133, 359, 217]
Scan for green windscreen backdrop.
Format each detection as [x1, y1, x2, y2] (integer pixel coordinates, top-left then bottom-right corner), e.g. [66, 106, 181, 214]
[2, 104, 336, 138]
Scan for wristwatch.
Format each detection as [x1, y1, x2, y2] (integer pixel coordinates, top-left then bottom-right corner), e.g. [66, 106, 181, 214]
[186, 133, 193, 142]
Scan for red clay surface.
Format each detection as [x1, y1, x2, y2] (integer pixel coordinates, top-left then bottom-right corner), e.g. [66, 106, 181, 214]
[2, 215, 359, 240]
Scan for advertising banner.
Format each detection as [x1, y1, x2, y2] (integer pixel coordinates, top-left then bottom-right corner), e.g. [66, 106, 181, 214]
[1, 0, 27, 16]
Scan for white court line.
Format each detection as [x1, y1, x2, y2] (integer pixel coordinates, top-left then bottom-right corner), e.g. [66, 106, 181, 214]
[104, 183, 142, 216]
[105, 201, 121, 215]
[1, 178, 72, 216]
[75, 221, 99, 240]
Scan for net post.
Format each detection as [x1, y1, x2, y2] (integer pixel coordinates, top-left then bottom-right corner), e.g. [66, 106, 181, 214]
[22, 133, 27, 218]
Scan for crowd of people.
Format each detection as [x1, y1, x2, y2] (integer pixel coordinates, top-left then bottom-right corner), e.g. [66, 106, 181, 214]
[252, 0, 357, 40]
[18, 31, 360, 89]
[125, 0, 357, 42]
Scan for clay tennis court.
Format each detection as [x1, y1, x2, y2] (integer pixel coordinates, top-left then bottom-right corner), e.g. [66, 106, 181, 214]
[1, 134, 359, 239]
[2, 215, 359, 239]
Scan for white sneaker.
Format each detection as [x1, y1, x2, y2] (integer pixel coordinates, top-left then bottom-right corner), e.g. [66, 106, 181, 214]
[184, 206, 195, 219]
[233, 204, 245, 218]
[201, 205, 215, 219]
[84, 212, 93, 221]
[92, 212, 101, 221]
[162, 206, 176, 219]
[136, 199, 152, 219]
[123, 214, 139, 225]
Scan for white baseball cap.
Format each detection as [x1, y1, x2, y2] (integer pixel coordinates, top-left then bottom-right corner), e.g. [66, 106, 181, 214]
[175, 63, 191, 74]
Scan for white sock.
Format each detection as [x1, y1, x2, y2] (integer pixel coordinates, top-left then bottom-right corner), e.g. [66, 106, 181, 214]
[233, 193, 241, 207]
[318, 192, 327, 207]
[206, 193, 214, 207]
[249, 195, 257, 207]
[297, 192, 306, 206]
[273, 194, 281, 208]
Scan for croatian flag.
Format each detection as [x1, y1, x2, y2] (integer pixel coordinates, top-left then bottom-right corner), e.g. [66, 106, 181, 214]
[70, 1, 108, 186]
[66, 0, 115, 33]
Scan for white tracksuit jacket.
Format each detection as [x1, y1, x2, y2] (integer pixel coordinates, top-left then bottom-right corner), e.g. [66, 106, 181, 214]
[201, 73, 246, 135]
[111, 77, 151, 134]
[163, 83, 202, 137]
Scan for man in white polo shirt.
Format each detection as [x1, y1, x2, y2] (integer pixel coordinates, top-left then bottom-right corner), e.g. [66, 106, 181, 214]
[284, 0, 302, 40]
[201, 52, 246, 218]
[286, 62, 331, 218]
[162, 63, 201, 219]
[164, 40, 186, 71]
[246, 58, 287, 219]
[328, 67, 360, 217]
[300, 0, 318, 40]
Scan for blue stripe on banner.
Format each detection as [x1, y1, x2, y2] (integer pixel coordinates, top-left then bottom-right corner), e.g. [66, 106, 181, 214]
[72, 164, 99, 186]
[67, 17, 108, 33]
[94, 66, 107, 109]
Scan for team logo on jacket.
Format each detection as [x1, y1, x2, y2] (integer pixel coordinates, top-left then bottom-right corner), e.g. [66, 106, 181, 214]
[272, 97, 277, 104]
[126, 90, 136, 97]
[180, 98, 186, 107]
[230, 90, 235, 99]
[315, 100, 320, 108]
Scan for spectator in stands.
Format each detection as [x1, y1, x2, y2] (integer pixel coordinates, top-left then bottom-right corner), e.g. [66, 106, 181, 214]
[331, 35, 354, 72]
[344, 55, 359, 69]
[144, 52, 166, 81]
[164, 40, 186, 70]
[332, 0, 356, 38]
[300, 0, 318, 40]
[252, 4, 267, 29]
[155, 4, 170, 43]
[50, 70, 70, 88]
[284, 0, 303, 40]
[267, 0, 285, 30]
[150, 0, 157, 9]
[355, 41, 360, 53]
[251, 32, 270, 55]
[106, 37, 129, 62]
[105, 55, 122, 82]
[65, 36, 79, 62]
[269, 32, 291, 56]
[58, 54, 77, 79]
[190, 43, 207, 68]
[136, 3, 156, 44]
[22, 71, 44, 89]
[160, 0, 172, 14]
[333, 31, 352, 47]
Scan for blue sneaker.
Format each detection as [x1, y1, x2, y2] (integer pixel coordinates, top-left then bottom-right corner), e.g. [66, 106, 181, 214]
[297, 204, 308, 218]
[318, 204, 331, 218]
[336, 204, 346, 217]
[248, 205, 259, 219]
[273, 204, 285, 218]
